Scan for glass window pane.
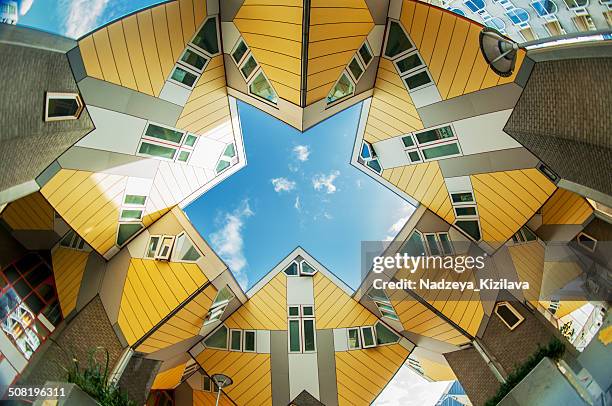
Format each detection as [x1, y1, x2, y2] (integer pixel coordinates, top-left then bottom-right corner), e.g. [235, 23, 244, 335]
[522, 227, 537, 241]
[366, 159, 382, 173]
[375, 323, 399, 344]
[175, 234, 201, 261]
[117, 223, 143, 246]
[48, 98, 78, 118]
[362, 327, 375, 347]
[426, 234, 441, 255]
[240, 56, 258, 79]
[171, 66, 198, 87]
[216, 160, 230, 173]
[451, 192, 474, 204]
[397, 53, 423, 73]
[139, 142, 177, 160]
[367, 288, 390, 303]
[124, 195, 147, 205]
[244, 331, 256, 351]
[385, 21, 413, 58]
[184, 134, 197, 147]
[416, 126, 454, 144]
[300, 262, 316, 275]
[404, 71, 432, 90]
[284, 262, 298, 276]
[359, 44, 372, 65]
[327, 73, 354, 104]
[348, 58, 363, 80]
[402, 136, 414, 147]
[224, 144, 236, 158]
[145, 124, 184, 144]
[230, 330, 241, 350]
[212, 287, 234, 306]
[422, 143, 460, 159]
[456, 220, 481, 241]
[401, 232, 427, 256]
[408, 151, 421, 163]
[303, 319, 315, 351]
[348, 328, 360, 349]
[249, 72, 278, 104]
[232, 40, 248, 64]
[178, 151, 190, 162]
[288, 306, 300, 317]
[289, 319, 301, 352]
[360, 144, 371, 159]
[120, 209, 142, 220]
[181, 49, 207, 71]
[302, 306, 314, 317]
[145, 236, 160, 258]
[438, 233, 453, 255]
[205, 325, 228, 349]
[192, 17, 219, 54]
[496, 304, 520, 327]
[455, 206, 477, 216]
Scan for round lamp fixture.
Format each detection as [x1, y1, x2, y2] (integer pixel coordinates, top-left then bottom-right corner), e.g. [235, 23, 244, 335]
[211, 373, 233, 406]
[479, 27, 520, 77]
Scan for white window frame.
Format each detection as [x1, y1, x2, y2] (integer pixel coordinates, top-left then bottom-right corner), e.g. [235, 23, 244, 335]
[576, 232, 597, 252]
[357, 40, 374, 68]
[402, 66, 435, 92]
[299, 260, 317, 276]
[168, 63, 201, 90]
[453, 205, 479, 219]
[401, 124, 462, 164]
[454, 218, 483, 242]
[120, 207, 144, 222]
[204, 324, 229, 350]
[383, 19, 416, 60]
[145, 235, 161, 258]
[393, 49, 426, 76]
[360, 326, 376, 348]
[288, 305, 301, 317]
[123, 194, 147, 208]
[283, 261, 300, 277]
[450, 191, 475, 206]
[229, 329, 242, 352]
[239, 52, 260, 82]
[231, 38, 249, 66]
[301, 304, 315, 317]
[326, 70, 355, 108]
[374, 320, 401, 345]
[170, 232, 203, 263]
[205, 287, 234, 325]
[494, 301, 525, 330]
[178, 45, 210, 74]
[137, 122, 200, 164]
[301, 318, 317, 353]
[347, 55, 365, 82]
[346, 327, 362, 350]
[203, 375, 213, 392]
[243, 330, 256, 352]
[288, 318, 303, 353]
[247, 68, 278, 107]
[59, 229, 90, 252]
[437, 232, 454, 256]
[423, 233, 442, 256]
[189, 15, 221, 57]
[155, 235, 175, 261]
[45, 92, 84, 122]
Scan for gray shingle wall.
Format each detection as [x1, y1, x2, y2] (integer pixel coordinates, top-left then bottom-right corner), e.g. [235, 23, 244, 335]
[444, 347, 500, 406]
[117, 355, 161, 405]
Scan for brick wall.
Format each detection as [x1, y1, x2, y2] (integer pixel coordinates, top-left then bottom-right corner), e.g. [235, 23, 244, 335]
[18, 296, 124, 386]
[445, 348, 499, 406]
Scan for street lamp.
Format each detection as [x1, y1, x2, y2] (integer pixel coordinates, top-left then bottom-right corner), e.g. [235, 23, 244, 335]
[211, 373, 233, 406]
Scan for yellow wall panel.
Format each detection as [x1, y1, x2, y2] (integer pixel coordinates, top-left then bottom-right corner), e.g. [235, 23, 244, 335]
[409, 2, 430, 48]
[78, 35, 103, 80]
[137, 10, 165, 96]
[118, 258, 209, 345]
[542, 188, 593, 225]
[447, 24, 481, 99]
[1, 192, 54, 231]
[472, 169, 556, 244]
[436, 18, 470, 99]
[225, 272, 287, 330]
[106, 22, 138, 89]
[178, 0, 196, 44]
[51, 247, 89, 317]
[335, 344, 409, 405]
[195, 349, 272, 406]
[123, 14, 154, 96]
[428, 12, 456, 83]
[508, 241, 544, 304]
[418, 7, 443, 64]
[92, 29, 121, 84]
[193, 390, 233, 406]
[151, 363, 185, 390]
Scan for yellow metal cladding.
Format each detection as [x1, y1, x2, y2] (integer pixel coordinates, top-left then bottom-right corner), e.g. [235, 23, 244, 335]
[507, 241, 544, 305]
[135, 284, 217, 353]
[335, 343, 409, 405]
[541, 188, 593, 225]
[41, 169, 127, 255]
[234, 0, 303, 105]
[363, 58, 423, 144]
[399, 0, 525, 99]
[225, 272, 287, 330]
[195, 350, 272, 405]
[176, 55, 231, 134]
[151, 363, 186, 390]
[391, 266, 482, 342]
[78, 0, 207, 96]
[117, 258, 208, 346]
[51, 247, 89, 317]
[306, 0, 374, 104]
[417, 356, 457, 381]
[471, 169, 556, 245]
[313, 272, 377, 329]
[381, 162, 455, 225]
[1, 192, 54, 231]
[193, 390, 233, 406]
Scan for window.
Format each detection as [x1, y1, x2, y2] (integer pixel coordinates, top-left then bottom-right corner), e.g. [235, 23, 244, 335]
[511, 226, 537, 244]
[249, 71, 278, 104]
[454, 206, 477, 217]
[224, 143, 236, 158]
[203, 375, 213, 392]
[170, 65, 199, 88]
[230, 329, 242, 351]
[402, 135, 415, 148]
[384, 21, 413, 58]
[361, 326, 376, 348]
[284, 262, 299, 276]
[117, 223, 143, 246]
[451, 192, 474, 205]
[216, 159, 230, 173]
[232, 40, 248, 64]
[576, 232, 597, 252]
[145, 236, 160, 258]
[415, 126, 454, 145]
[45, 93, 84, 121]
[438, 233, 454, 256]
[300, 261, 316, 276]
[367, 288, 399, 321]
[192, 16, 219, 55]
[375, 322, 400, 345]
[172, 233, 202, 262]
[179, 47, 208, 72]
[240, 55, 258, 79]
[404, 69, 433, 90]
[124, 195, 147, 205]
[137, 123, 197, 163]
[358, 42, 373, 66]
[60, 230, 87, 251]
[205, 287, 234, 325]
[402, 125, 462, 164]
[396, 53, 424, 74]
[358, 141, 382, 175]
[204, 325, 228, 349]
[120, 209, 142, 221]
[243, 330, 256, 352]
[494, 302, 524, 330]
[348, 57, 364, 81]
[422, 143, 460, 159]
[327, 73, 354, 104]
[288, 305, 316, 353]
[347, 328, 361, 349]
[400, 231, 427, 257]
[157, 236, 175, 261]
[455, 220, 481, 241]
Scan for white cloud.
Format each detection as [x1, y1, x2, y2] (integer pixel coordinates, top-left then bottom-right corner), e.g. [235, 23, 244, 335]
[209, 200, 254, 288]
[293, 145, 310, 162]
[373, 366, 449, 406]
[312, 170, 340, 194]
[294, 196, 301, 211]
[271, 177, 296, 193]
[323, 212, 333, 220]
[383, 204, 415, 241]
[62, 0, 109, 38]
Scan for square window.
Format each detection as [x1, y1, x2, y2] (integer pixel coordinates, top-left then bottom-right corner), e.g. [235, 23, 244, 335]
[184, 134, 198, 147]
[171, 66, 198, 88]
[288, 306, 300, 317]
[402, 135, 414, 148]
[180, 47, 208, 72]
[302, 305, 314, 317]
[407, 150, 421, 163]
[177, 150, 190, 163]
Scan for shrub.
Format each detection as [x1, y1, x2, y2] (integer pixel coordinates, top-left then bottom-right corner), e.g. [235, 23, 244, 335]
[484, 337, 565, 406]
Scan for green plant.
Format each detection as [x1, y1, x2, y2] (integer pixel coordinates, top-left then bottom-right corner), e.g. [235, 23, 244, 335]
[64, 347, 136, 406]
[484, 337, 565, 406]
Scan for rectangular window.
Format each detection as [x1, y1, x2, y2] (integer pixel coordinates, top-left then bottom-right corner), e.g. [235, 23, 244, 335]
[422, 142, 461, 160]
[232, 40, 248, 64]
[347, 328, 361, 349]
[289, 319, 301, 352]
[404, 70, 432, 90]
[451, 192, 474, 204]
[358, 42, 373, 66]
[156, 236, 175, 260]
[243, 330, 256, 352]
[396, 52, 424, 74]
[407, 150, 421, 163]
[348, 57, 364, 81]
[577, 232, 597, 252]
[230, 329, 242, 351]
[302, 319, 316, 352]
[425, 234, 441, 256]
[120, 209, 143, 221]
[415, 126, 454, 145]
[438, 233, 454, 256]
[138, 142, 177, 160]
[302, 305, 314, 317]
[124, 195, 147, 206]
[179, 47, 208, 72]
[203, 375, 212, 392]
[454, 206, 477, 217]
[144, 124, 184, 144]
[145, 236, 160, 258]
[361, 326, 376, 348]
[171, 66, 198, 88]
